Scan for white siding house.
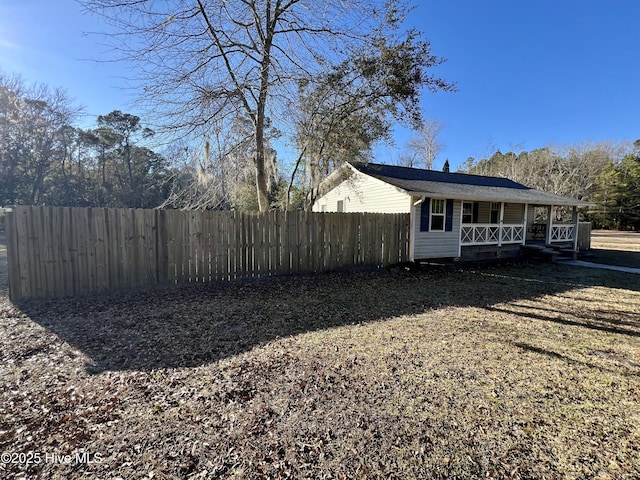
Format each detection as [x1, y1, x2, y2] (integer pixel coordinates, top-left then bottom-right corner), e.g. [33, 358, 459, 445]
[312, 170, 410, 213]
[411, 198, 461, 259]
[313, 162, 592, 261]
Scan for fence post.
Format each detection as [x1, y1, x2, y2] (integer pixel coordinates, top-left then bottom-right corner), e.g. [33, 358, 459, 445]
[6, 208, 20, 302]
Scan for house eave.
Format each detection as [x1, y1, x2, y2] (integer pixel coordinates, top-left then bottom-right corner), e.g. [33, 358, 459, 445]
[316, 162, 593, 209]
[405, 191, 593, 208]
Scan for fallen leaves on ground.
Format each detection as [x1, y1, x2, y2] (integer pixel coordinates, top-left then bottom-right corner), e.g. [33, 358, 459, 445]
[1, 258, 639, 479]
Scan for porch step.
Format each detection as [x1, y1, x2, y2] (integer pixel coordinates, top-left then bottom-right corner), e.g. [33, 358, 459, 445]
[559, 248, 579, 259]
[521, 244, 559, 263]
[540, 248, 559, 262]
[522, 244, 545, 252]
[546, 244, 579, 259]
[522, 245, 578, 263]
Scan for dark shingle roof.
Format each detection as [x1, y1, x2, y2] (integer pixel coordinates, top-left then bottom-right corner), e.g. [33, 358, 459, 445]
[353, 162, 530, 190]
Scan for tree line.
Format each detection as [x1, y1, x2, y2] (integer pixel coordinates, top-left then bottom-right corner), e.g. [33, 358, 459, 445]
[3, 0, 457, 212]
[2, 69, 639, 230]
[0, 71, 300, 211]
[2, 0, 639, 229]
[460, 142, 640, 230]
[0, 73, 170, 208]
[0, 73, 282, 211]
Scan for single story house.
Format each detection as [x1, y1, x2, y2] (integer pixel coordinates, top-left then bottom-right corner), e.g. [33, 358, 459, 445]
[312, 162, 592, 261]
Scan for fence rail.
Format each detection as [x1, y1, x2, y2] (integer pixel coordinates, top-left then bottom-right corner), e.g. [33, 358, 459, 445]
[6, 206, 410, 301]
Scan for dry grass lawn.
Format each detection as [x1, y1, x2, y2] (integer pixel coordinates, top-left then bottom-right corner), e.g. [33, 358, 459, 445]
[0, 233, 639, 479]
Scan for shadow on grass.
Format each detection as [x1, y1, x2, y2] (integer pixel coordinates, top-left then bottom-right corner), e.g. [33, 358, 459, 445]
[585, 248, 640, 269]
[485, 305, 640, 338]
[510, 342, 640, 377]
[514, 342, 569, 362]
[506, 301, 640, 330]
[14, 261, 640, 373]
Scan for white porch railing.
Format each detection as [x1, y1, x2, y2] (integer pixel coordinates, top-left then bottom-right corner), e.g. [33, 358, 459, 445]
[460, 224, 524, 246]
[550, 224, 575, 242]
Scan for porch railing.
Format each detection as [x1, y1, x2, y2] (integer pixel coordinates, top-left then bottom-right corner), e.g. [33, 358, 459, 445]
[550, 224, 575, 242]
[460, 224, 524, 246]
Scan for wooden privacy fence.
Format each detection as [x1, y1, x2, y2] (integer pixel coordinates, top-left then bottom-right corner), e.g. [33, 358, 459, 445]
[6, 206, 410, 301]
[577, 222, 592, 251]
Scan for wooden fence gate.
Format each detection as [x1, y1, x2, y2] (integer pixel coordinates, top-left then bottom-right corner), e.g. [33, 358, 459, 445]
[6, 206, 410, 301]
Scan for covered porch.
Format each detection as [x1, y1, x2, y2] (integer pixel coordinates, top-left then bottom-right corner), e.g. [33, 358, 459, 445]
[459, 201, 582, 253]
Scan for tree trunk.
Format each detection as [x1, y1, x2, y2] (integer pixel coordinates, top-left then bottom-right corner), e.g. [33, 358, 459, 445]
[254, 14, 274, 213]
[286, 146, 307, 211]
[255, 137, 270, 211]
[255, 88, 270, 211]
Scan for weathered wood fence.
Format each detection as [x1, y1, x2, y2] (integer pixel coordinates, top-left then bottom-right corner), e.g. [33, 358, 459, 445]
[577, 222, 592, 251]
[6, 206, 410, 301]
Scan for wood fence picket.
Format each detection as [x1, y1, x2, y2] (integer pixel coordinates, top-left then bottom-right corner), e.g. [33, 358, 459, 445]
[5, 206, 411, 301]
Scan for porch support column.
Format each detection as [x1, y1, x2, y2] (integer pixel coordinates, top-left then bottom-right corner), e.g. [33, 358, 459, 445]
[545, 205, 553, 245]
[409, 197, 418, 262]
[458, 200, 464, 258]
[522, 204, 528, 245]
[498, 202, 505, 246]
[572, 206, 579, 252]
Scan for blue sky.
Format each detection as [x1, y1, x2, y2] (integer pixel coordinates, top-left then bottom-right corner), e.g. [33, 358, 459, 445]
[1, 0, 639, 171]
[402, 0, 640, 168]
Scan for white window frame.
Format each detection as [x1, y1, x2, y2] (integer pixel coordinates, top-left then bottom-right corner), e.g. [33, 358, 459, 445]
[490, 202, 500, 224]
[336, 199, 344, 212]
[430, 199, 445, 232]
[462, 201, 473, 224]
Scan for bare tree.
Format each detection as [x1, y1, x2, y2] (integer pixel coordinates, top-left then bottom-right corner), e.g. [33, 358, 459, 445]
[0, 73, 82, 205]
[161, 115, 280, 211]
[405, 118, 446, 170]
[83, 0, 427, 211]
[462, 141, 630, 205]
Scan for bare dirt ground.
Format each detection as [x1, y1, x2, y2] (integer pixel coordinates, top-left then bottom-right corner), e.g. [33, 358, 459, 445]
[0, 233, 639, 479]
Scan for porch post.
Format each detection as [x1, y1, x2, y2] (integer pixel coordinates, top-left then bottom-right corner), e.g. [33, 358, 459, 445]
[545, 205, 553, 245]
[458, 200, 464, 257]
[409, 197, 416, 261]
[498, 202, 505, 246]
[572, 206, 579, 252]
[522, 204, 528, 245]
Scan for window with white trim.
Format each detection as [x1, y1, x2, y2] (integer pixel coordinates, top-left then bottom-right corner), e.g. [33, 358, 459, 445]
[490, 202, 500, 224]
[462, 202, 473, 224]
[336, 200, 344, 212]
[430, 199, 445, 231]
